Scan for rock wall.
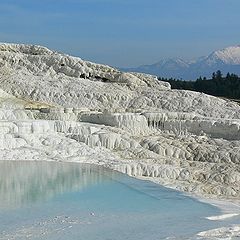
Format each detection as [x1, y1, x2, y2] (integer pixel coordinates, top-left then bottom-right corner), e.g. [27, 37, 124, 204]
[143, 112, 240, 140]
[81, 112, 150, 135]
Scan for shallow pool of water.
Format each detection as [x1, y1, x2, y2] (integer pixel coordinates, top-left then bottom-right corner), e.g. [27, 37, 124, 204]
[0, 161, 238, 240]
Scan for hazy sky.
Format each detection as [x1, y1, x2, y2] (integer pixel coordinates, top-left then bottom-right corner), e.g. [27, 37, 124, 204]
[0, 0, 240, 67]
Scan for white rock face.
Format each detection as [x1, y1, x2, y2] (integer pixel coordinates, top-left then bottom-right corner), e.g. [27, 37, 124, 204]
[0, 43, 170, 111]
[143, 112, 240, 140]
[0, 43, 240, 201]
[80, 112, 150, 135]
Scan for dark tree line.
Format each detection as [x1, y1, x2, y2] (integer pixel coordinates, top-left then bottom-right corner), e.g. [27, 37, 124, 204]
[159, 70, 240, 99]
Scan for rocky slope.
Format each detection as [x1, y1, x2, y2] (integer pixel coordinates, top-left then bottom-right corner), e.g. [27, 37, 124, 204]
[0, 43, 240, 201]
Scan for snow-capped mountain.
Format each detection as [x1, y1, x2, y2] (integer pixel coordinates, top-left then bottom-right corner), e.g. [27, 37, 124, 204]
[207, 45, 240, 65]
[122, 45, 240, 80]
[127, 58, 189, 80]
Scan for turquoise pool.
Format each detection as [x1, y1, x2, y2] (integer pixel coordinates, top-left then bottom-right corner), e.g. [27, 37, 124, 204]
[0, 161, 238, 240]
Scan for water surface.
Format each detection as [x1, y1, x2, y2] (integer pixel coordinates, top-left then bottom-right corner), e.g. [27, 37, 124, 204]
[0, 161, 238, 240]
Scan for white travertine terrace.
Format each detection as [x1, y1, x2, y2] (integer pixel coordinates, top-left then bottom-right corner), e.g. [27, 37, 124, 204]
[0, 43, 240, 207]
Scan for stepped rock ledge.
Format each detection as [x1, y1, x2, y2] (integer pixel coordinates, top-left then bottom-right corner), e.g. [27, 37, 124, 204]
[0, 43, 240, 208]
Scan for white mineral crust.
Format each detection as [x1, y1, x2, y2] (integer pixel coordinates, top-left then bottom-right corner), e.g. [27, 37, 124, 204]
[0, 43, 240, 204]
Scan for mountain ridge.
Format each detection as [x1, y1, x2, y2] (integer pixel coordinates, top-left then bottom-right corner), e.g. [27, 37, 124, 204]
[122, 45, 240, 80]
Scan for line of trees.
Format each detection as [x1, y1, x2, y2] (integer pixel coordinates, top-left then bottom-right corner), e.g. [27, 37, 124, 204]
[159, 70, 240, 99]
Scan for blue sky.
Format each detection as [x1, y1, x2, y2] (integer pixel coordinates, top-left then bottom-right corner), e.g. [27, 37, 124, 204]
[0, 0, 240, 67]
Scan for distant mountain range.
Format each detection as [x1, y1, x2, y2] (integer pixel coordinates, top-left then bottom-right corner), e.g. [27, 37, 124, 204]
[122, 45, 240, 80]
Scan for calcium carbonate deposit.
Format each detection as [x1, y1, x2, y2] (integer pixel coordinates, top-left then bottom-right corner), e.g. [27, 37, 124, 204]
[0, 42, 240, 196]
[1, 42, 240, 238]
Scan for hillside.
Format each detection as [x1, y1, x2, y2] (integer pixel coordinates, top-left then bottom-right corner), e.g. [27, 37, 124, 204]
[0, 43, 240, 201]
[160, 71, 240, 100]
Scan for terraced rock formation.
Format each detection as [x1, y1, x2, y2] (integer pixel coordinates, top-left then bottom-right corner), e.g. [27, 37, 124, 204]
[0, 43, 240, 200]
